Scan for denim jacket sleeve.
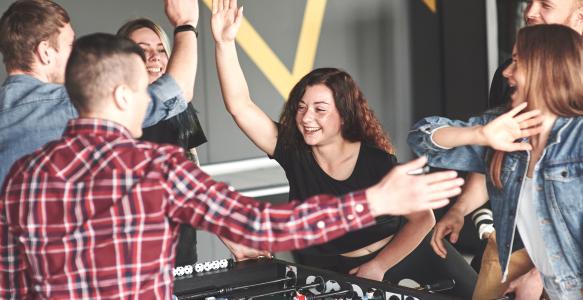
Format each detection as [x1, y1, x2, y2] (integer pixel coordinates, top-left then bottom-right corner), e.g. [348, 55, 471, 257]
[142, 74, 188, 127]
[407, 109, 503, 174]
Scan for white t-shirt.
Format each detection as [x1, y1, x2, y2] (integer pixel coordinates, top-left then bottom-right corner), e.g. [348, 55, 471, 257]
[516, 177, 553, 276]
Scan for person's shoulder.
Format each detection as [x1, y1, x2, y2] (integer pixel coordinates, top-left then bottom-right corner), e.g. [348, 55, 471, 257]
[564, 116, 583, 132]
[136, 140, 191, 166]
[1, 75, 69, 106]
[361, 143, 397, 164]
[4, 138, 65, 182]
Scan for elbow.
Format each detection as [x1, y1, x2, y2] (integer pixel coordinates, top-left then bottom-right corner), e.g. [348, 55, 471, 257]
[225, 104, 237, 117]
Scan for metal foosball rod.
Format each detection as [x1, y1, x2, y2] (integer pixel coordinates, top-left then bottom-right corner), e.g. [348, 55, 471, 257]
[417, 279, 455, 293]
[306, 289, 357, 300]
[247, 276, 325, 299]
[177, 275, 296, 300]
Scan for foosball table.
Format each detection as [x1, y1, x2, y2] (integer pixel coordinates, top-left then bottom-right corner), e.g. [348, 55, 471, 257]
[173, 258, 460, 300]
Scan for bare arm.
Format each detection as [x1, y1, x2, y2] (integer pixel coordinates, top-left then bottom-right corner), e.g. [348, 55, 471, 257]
[164, 0, 199, 101]
[447, 173, 489, 217]
[351, 210, 435, 281]
[431, 172, 489, 258]
[211, 0, 278, 155]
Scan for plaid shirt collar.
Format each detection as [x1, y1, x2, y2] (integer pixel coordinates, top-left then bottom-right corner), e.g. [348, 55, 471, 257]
[64, 118, 134, 140]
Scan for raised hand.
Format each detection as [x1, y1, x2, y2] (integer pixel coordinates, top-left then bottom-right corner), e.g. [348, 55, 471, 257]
[366, 156, 464, 216]
[211, 0, 243, 44]
[165, 0, 199, 27]
[431, 209, 464, 258]
[480, 102, 543, 152]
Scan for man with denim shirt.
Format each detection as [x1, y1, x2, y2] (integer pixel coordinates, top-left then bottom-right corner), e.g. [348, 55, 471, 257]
[0, 0, 199, 185]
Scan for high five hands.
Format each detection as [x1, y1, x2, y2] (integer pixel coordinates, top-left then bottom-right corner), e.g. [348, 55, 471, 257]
[211, 0, 243, 44]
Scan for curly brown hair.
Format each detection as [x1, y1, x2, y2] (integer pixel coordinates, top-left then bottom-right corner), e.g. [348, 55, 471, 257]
[279, 68, 394, 154]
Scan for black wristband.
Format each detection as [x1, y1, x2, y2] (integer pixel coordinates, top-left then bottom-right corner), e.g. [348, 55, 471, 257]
[174, 24, 198, 38]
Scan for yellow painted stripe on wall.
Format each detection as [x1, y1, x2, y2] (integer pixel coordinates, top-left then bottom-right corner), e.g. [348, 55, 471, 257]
[202, 0, 326, 100]
[423, 0, 437, 13]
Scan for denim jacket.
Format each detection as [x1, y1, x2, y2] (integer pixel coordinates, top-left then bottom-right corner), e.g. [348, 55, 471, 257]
[408, 107, 583, 295]
[0, 74, 187, 185]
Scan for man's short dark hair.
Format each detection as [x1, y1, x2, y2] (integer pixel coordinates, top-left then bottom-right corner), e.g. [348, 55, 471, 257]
[0, 0, 70, 72]
[65, 33, 146, 112]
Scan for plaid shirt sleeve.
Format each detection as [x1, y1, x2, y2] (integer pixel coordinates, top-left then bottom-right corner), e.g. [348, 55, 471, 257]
[162, 152, 377, 252]
[1, 173, 30, 299]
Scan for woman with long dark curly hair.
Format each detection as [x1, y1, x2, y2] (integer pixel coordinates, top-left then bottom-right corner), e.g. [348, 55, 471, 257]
[210, 0, 476, 297]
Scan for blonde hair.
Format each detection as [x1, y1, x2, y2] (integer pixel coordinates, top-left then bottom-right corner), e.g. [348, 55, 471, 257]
[117, 18, 171, 56]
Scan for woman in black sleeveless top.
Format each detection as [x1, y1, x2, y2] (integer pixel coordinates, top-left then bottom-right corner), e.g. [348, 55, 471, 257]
[210, 3, 476, 298]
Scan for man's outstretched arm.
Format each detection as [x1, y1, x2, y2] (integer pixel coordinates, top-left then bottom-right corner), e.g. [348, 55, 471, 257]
[167, 156, 464, 252]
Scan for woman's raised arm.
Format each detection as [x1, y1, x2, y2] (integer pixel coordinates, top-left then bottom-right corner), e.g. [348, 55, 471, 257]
[212, 0, 278, 156]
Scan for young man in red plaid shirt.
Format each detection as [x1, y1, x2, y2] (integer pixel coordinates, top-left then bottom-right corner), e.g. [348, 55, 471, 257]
[0, 34, 464, 299]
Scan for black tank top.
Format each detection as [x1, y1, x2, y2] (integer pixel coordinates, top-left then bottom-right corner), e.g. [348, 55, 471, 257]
[273, 140, 404, 255]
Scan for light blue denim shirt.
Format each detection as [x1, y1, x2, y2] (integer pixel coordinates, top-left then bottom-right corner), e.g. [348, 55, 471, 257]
[408, 107, 583, 298]
[0, 74, 187, 186]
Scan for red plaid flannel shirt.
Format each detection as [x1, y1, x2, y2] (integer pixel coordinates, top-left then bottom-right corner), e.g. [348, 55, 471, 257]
[0, 118, 375, 299]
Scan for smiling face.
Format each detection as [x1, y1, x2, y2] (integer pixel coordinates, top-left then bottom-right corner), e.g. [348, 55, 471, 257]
[295, 84, 344, 147]
[128, 27, 168, 83]
[503, 46, 528, 108]
[524, 0, 583, 31]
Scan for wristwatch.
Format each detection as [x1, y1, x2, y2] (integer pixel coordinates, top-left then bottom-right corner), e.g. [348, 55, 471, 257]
[174, 24, 198, 38]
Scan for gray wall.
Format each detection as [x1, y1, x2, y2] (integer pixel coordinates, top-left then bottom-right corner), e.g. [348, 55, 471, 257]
[0, 0, 413, 164]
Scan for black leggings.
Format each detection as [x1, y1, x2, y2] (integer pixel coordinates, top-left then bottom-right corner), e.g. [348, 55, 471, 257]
[294, 233, 477, 299]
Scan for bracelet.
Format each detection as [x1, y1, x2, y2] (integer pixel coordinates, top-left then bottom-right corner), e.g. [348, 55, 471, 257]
[174, 24, 198, 38]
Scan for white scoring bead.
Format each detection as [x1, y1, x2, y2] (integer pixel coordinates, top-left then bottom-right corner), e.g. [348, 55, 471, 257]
[203, 261, 212, 271]
[184, 265, 193, 274]
[211, 260, 220, 270]
[219, 259, 228, 268]
[195, 263, 204, 273]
